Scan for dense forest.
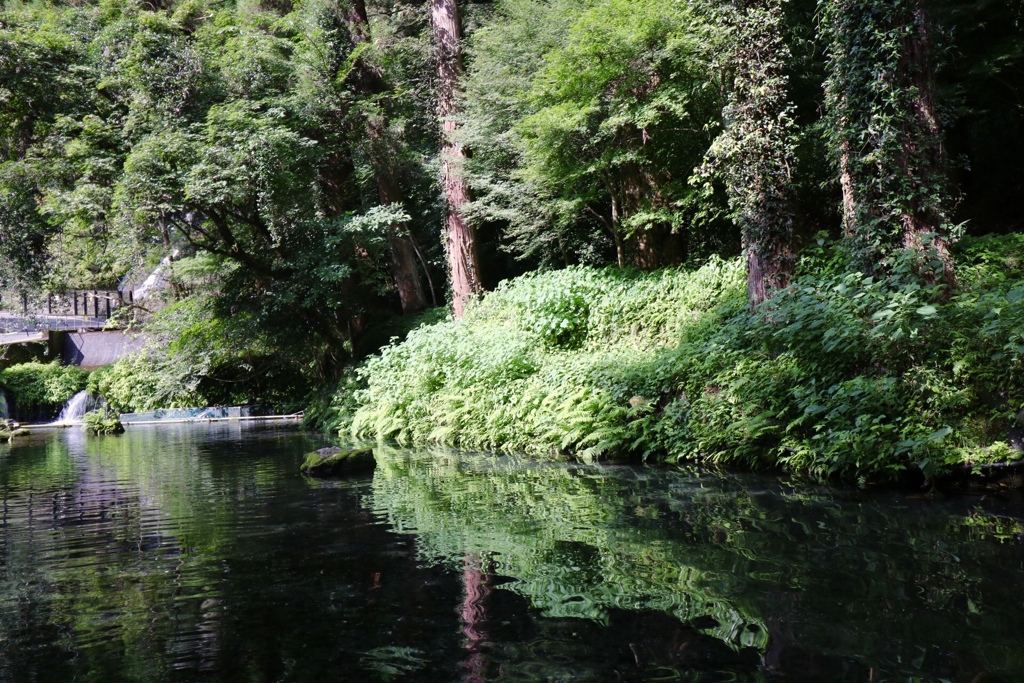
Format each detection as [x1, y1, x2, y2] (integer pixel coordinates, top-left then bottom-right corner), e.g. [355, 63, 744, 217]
[2, 0, 1024, 480]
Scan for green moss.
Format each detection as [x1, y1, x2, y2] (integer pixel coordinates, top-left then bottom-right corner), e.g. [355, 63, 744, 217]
[300, 447, 375, 477]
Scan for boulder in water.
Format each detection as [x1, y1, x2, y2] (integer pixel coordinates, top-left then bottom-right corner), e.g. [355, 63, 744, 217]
[82, 410, 125, 435]
[300, 447, 375, 477]
[0, 420, 28, 441]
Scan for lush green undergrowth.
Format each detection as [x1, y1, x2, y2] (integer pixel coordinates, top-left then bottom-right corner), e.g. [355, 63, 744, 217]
[339, 234, 1024, 481]
[0, 361, 87, 420]
[82, 408, 125, 435]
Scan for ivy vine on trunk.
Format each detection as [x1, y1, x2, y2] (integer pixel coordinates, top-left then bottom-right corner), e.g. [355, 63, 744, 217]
[820, 0, 956, 288]
[697, 0, 799, 307]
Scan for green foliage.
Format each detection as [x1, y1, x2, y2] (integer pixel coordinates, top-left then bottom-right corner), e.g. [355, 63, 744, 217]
[0, 361, 87, 413]
[350, 259, 747, 458]
[350, 235, 1024, 480]
[93, 292, 316, 413]
[90, 350, 204, 414]
[461, 0, 731, 268]
[663, 236, 1024, 478]
[2, 0, 1024, 478]
[0, 0, 444, 408]
[82, 408, 124, 435]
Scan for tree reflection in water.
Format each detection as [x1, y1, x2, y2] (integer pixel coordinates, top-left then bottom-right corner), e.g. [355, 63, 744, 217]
[368, 445, 1024, 683]
[0, 428, 1021, 682]
[461, 553, 492, 683]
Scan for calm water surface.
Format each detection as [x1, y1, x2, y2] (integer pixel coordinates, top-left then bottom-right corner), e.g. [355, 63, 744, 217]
[0, 424, 1022, 682]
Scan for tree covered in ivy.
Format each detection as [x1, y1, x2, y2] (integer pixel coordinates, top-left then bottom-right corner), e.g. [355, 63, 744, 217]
[697, 0, 799, 305]
[819, 0, 956, 287]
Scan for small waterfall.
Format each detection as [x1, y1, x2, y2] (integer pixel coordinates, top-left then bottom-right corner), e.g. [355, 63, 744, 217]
[57, 390, 96, 425]
[0, 389, 8, 420]
[133, 250, 178, 302]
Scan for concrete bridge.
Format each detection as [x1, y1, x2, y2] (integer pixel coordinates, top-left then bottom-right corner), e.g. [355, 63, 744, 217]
[0, 312, 145, 369]
[0, 328, 146, 370]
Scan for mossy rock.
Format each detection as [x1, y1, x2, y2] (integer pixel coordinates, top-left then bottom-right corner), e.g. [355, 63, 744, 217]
[84, 419, 124, 435]
[300, 447, 375, 477]
[0, 428, 28, 441]
[0, 421, 29, 441]
[82, 410, 124, 435]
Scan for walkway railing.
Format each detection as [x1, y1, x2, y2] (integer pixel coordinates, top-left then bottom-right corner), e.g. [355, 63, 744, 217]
[0, 289, 134, 335]
[0, 314, 109, 335]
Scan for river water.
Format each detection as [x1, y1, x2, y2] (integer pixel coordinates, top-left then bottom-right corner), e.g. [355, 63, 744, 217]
[0, 423, 1021, 682]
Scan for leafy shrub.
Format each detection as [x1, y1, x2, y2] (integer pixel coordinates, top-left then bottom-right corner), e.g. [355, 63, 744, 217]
[512, 270, 594, 349]
[0, 361, 88, 416]
[349, 258, 746, 458]
[667, 240, 1024, 479]
[82, 408, 124, 435]
[90, 351, 205, 414]
[347, 234, 1024, 481]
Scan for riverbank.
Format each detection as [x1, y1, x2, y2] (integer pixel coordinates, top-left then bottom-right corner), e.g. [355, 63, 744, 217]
[330, 234, 1024, 483]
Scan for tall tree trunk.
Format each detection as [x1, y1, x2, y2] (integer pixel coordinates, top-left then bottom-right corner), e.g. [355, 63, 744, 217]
[837, 106, 858, 239]
[700, 0, 797, 306]
[372, 141, 429, 313]
[609, 187, 625, 269]
[822, 0, 955, 288]
[342, 0, 428, 314]
[898, 1, 955, 287]
[617, 164, 686, 269]
[431, 0, 482, 318]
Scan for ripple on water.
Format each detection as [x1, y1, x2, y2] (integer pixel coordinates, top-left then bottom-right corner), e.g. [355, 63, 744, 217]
[1, 428, 1024, 683]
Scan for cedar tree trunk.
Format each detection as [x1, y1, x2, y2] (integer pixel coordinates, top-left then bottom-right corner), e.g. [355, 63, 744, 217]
[431, 0, 482, 317]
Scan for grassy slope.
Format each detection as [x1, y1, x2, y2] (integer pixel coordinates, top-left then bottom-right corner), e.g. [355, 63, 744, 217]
[344, 235, 1024, 481]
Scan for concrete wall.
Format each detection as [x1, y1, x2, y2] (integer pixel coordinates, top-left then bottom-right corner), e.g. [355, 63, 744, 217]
[63, 332, 147, 370]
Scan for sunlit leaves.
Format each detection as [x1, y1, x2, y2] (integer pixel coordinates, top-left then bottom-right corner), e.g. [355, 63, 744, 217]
[461, 0, 726, 268]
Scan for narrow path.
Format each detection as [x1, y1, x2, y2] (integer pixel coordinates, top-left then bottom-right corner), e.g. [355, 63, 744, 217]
[0, 331, 48, 346]
[0, 312, 107, 335]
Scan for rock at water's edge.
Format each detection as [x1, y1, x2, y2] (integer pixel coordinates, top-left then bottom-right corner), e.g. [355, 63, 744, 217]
[300, 446, 375, 477]
[0, 425, 28, 441]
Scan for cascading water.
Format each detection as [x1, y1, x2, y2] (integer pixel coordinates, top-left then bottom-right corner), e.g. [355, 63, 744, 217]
[0, 389, 8, 420]
[57, 390, 96, 425]
[132, 249, 179, 302]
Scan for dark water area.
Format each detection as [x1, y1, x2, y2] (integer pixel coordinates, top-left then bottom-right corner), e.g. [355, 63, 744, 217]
[0, 425, 1022, 682]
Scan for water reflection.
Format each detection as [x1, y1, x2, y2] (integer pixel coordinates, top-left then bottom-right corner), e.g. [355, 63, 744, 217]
[0, 428, 1021, 682]
[367, 446, 1024, 683]
[0, 424, 452, 682]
